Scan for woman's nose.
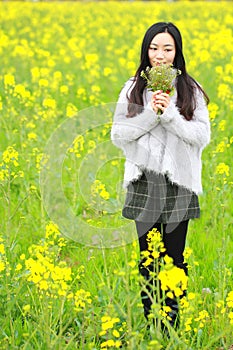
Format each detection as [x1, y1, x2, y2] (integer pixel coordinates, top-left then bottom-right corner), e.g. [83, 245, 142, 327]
[156, 51, 165, 59]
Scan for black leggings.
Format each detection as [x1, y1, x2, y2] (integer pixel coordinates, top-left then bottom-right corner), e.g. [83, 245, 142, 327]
[135, 220, 189, 266]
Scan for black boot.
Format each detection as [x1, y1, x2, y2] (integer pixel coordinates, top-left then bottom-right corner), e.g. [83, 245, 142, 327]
[138, 259, 160, 320]
[163, 296, 179, 330]
[138, 260, 153, 320]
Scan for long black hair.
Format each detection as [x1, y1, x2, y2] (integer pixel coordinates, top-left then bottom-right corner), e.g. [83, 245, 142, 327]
[127, 22, 209, 120]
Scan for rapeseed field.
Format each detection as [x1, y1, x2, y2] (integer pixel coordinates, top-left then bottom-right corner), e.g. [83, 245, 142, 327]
[0, 1, 233, 349]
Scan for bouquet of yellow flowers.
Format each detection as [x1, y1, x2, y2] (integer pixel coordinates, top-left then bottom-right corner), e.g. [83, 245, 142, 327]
[140, 63, 181, 94]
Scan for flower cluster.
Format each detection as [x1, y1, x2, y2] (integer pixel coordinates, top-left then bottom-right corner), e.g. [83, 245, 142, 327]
[22, 222, 92, 311]
[226, 291, 233, 325]
[23, 223, 72, 296]
[72, 289, 92, 311]
[158, 264, 188, 298]
[215, 162, 230, 177]
[0, 146, 24, 182]
[91, 179, 110, 201]
[180, 296, 210, 334]
[141, 228, 165, 267]
[140, 63, 181, 93]
[68, 134, 85, 158]
[99, 315, 125, 349]
[0, 237, 7, 276]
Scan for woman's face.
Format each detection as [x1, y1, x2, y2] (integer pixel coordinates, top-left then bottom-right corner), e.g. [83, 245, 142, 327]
[148, 32, 176, 66]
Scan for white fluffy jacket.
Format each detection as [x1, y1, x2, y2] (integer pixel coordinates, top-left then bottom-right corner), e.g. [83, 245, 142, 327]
[111, 78, 211, 194]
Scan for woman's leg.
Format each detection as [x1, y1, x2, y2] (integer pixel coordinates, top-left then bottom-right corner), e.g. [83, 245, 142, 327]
[135, 221, 162, 252]
[135, 220, 190, 331]
[163, 220, 189, 266]
[135, 221, 162, 320]
[161, 220, 189, 331]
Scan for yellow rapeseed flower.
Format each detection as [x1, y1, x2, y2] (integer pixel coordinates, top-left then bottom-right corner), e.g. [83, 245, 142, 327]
[42, 98, 56, 109]
[101, 316, 120, 331]
[0, 243, 5, 255]
[14, 84, 31, 99]
[68, 134, 85, 158]
[39, 280, 49, 290]
[208, 102, 219, 121]
[101, 339, 115, 348]
[0, 261, 5, 272]
[187, 292, 196, 300]
[194, 310, 209, 323]
[112, 329, 120, 338]
[4, 73, 15, 86]
[91, 85, 100, 93]
[91, 179, 110, 200]
[31, 67, 40, 80]
[214, 141, 226, 153]
[103, 67, 112, 76]
[159, 266, 188, 297]
[16, 263, 22, 271]
[228, 311, 233, 325]
[218, 120, 226, 131]
[183, 247, 193, 260]
[184, 317, 192, 332]
[215, 162, 230, 177]
[217, 83, 231, 101]
[60, 85, 69, 94]
[66, 103, 78, 118]
[39, 79, 49, 87]
[27, 132, 37, 141]
[22, 222, 81, 299]
[2, 146, 19, 166]
[226, 291, 233, 308]
[74, 289, 92, 311]
[22, 304, 31, 313]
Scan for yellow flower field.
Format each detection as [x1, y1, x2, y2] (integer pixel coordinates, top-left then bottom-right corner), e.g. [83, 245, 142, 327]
[0, 1, 233, 349]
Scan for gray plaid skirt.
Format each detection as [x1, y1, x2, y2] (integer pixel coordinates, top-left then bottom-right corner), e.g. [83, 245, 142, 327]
[122, 171, 200, 223]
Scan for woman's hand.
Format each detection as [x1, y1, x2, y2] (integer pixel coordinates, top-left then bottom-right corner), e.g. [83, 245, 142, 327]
[151, 90, 171, 114]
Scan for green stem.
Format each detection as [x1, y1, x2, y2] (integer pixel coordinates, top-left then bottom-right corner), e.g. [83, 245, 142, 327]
[6, 168, 11, 246]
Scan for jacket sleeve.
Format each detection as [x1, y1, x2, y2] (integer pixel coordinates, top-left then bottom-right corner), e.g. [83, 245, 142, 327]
[160, 89, 211, 148]
[111, 79, 160, 149]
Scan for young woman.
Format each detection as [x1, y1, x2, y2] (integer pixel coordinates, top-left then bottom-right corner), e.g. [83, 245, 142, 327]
[111, 22, 210, 332]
